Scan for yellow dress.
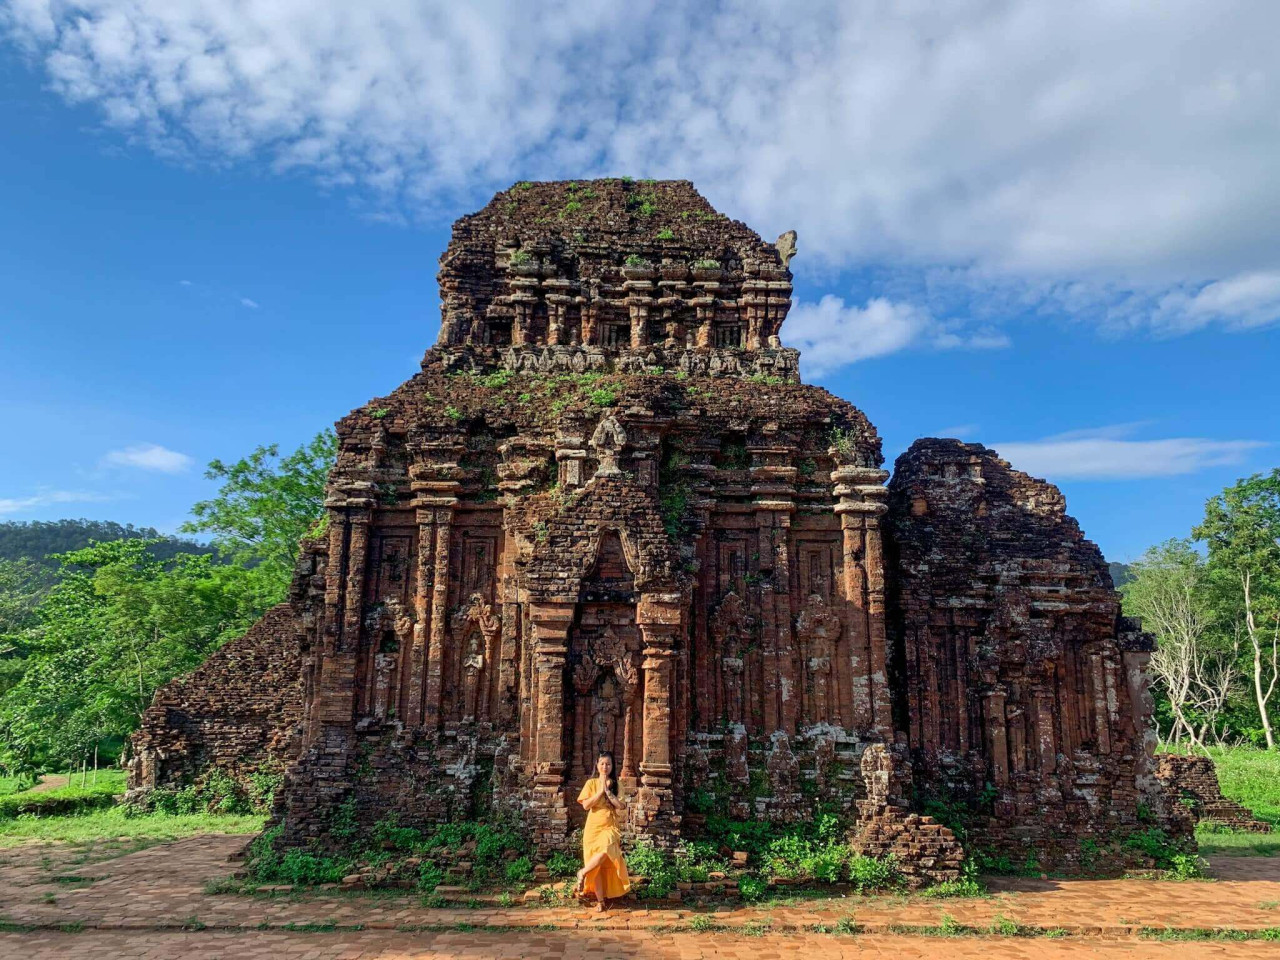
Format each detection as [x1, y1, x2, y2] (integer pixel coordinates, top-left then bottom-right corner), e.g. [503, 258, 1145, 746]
[577, 778, 631, 900]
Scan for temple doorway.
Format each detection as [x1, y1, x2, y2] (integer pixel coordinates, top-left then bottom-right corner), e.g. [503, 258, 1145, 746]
[565, 531, 643, 827]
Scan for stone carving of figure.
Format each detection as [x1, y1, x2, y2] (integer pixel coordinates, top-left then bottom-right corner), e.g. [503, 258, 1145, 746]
[370, 600, 414, 722]
[710, 593, 750, 725]
[776, 230, 798, 268]
[796, 593, 841, 726]
[591, 673, 623, 761]
[452, 593, 501, 722]
[590, 415, 626, 477]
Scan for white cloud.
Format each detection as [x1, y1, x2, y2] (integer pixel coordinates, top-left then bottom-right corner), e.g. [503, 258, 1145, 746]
[785, 295, 1008, 377]
[239, 297, 259, 308]
[991, 426, 1266, 480]
[0, 489, 113, 516]
[101, 442, 194, 473]
[178, 279, 192, 286]
[5, 2, 1280, 341]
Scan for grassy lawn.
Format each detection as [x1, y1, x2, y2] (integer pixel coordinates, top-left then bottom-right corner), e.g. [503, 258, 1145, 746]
[1179, 746, 1280, 857]
[0, 805, 265, 848]
[1203, 746, 1280, 824]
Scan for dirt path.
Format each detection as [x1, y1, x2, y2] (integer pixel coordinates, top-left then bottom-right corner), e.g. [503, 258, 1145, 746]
[0, 835, 1277, 958]
[2, 929, 1278, 960]
[23, 775, 70, 795]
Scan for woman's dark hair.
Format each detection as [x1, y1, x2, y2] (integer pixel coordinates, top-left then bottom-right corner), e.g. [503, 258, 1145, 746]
[596, 751, 617, 795]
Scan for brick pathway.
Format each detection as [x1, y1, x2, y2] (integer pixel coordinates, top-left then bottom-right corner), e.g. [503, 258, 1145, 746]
[1, 834, 1278, 957]
[2, 929, 1279, 959]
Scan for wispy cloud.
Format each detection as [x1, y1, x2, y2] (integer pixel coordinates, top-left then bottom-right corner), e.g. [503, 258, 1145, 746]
[935, 424, 979, 439]
[239, 297, 259, 309]
[7, 3, 1280, 341]
[992, 425, 1267, 480]
[785, 295, 1009, 377]
[101, 443, 194, 474]
[0, 490, 113, 516]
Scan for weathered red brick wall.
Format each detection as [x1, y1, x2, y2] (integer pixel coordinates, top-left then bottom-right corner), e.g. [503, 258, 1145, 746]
[128, 602, 304, 796]
[1155, 754, 1272, 833]
[885, 439, 1174, 869]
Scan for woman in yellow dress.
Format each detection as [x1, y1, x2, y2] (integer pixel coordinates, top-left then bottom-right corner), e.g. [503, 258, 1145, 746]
[574, 751, 630, 911]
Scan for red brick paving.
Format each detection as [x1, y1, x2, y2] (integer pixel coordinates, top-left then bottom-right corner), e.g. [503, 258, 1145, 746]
[1, 835, 1278, 958]
[2, 929, 1279, 959]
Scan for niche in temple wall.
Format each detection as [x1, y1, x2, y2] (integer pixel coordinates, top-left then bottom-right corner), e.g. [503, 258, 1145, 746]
[565, 531, 644, 811]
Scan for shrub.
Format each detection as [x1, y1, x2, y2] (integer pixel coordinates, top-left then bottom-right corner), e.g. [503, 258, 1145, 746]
[848, 854, 899, 893]
[737, 873, 768, 901]
[587, 387, 617, 407]
[628, 841, 676, 898]
[546, 850, 579, 878]
[417, 860, 445, 892]
[504, 856, 534, 884]
[1167, 852, 1209, 880]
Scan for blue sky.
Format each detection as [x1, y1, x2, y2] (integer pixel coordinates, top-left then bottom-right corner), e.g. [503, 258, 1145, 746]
[1, 2, 1278, 562]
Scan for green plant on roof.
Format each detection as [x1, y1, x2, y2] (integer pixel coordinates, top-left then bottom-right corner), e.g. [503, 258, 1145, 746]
[369, 407, 390, 419]
[624, 253, 648, 267]
[656, 228, 675, 240]
[620, 176, 635, 186]
[560, 200, 582, 218]
[515, 181, 534, 191]
[693, 258, 721, 270]
[509, 249, 533, 265]
[445, 406, 463, 422]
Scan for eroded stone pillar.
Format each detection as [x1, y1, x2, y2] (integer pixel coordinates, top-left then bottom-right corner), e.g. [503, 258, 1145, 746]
[633, 594, 682, 841]
[527, 602, 574, 851]
[831, 464, 890, 737]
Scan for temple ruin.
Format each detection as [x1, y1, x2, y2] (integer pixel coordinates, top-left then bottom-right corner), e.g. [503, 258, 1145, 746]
[132, 179, 1178, 874]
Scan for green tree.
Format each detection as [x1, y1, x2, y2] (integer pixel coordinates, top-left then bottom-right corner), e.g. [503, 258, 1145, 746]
[0, 541, 272, 776]
[0, 559, 54, 698]
[181, 430, 336, 598]
[1195, 469, 1280, 750]
[1122, 539, 1232, 748]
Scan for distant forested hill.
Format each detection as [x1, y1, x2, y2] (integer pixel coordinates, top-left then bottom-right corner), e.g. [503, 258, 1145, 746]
[1108, 561, 1133, 588]
[0, 519, 214, 567]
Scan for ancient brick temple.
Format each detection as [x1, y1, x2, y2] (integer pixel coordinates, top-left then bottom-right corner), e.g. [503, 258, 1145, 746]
[132, 180, 1175, 871]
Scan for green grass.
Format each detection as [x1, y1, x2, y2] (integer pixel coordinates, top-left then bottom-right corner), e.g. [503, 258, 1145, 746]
[0, 804, 264, 847]
[1203, 747, 1280, 824]
[1196, 827, 1280, 857]
[1158, 747, 1280, 857]
[0, 776, 33, 797]
[7, 769, 126, 800]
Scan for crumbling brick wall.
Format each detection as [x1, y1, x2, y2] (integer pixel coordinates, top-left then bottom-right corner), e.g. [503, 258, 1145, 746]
[885, 439, 1176, 870]
[128, 602, 304, 797]
[1155, 754, 1272, 833]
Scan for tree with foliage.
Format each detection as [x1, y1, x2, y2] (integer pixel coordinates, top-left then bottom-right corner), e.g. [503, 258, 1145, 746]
[0, 541, 275, 776]
[1123, 540, 1233, 749]
[0, 559, 54, 699]
[1195, 469, 1280, 750]
[181, 430, 336, 599]
[0, 429, 336, 778]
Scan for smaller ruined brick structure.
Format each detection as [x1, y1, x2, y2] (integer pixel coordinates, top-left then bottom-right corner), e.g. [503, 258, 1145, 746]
[128, 603, 305, 798]
[886, 439, 1173, 869]
[1155, 754, 1272, 833]
[849, 743, 964, 888]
